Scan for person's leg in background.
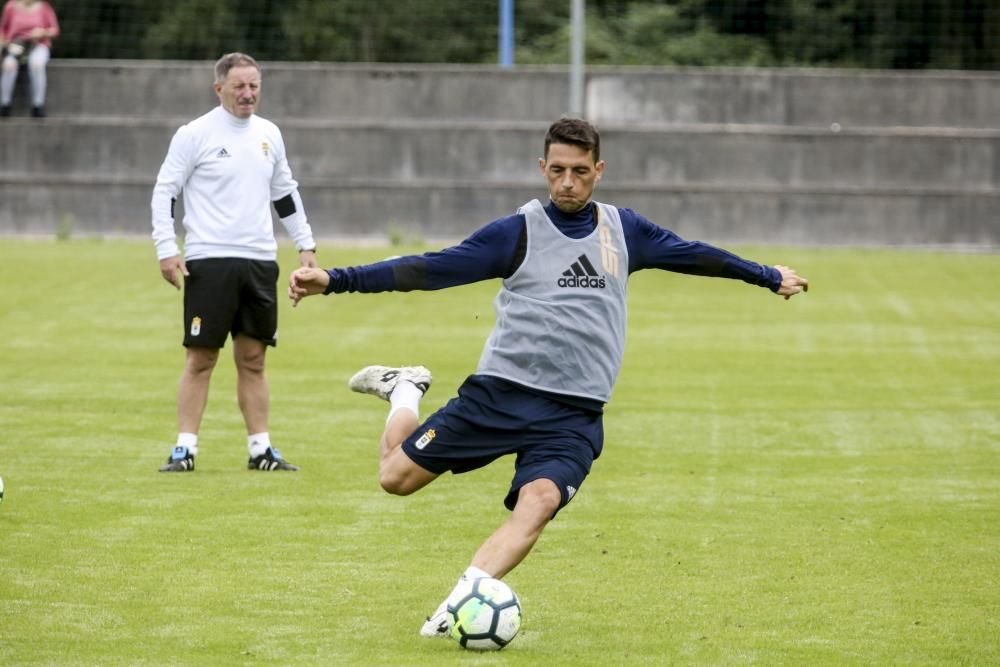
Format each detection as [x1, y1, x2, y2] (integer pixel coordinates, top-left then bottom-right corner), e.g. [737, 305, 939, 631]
[0, 52, 20, 115]
[27, 43, 50, 117]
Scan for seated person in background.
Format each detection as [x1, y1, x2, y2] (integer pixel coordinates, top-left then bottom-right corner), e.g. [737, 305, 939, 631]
[0, 0, 59, 117]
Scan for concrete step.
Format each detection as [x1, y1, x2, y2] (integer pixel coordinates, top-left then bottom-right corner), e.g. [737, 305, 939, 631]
[20, 61, 570, 124]
[7, 61, 999, 130]
[3, 117, 997, 192]
[2, 178, 997, 246]
[588, 67, 1000, 130]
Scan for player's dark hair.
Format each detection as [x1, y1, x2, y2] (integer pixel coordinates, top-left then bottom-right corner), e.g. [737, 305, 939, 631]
[214, 52, 261, 83]
[544, 117, 601, 162]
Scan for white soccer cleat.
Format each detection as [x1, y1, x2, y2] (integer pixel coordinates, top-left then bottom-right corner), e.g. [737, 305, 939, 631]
[419, 599, 450, 638]
[347, 365, 432, 401]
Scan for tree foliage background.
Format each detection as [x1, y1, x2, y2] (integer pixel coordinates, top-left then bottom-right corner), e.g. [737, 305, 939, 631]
[55, 0, 1000, 70]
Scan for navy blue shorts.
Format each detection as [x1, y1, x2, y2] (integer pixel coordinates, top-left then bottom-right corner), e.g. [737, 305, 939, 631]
[401, 375, 603, 515]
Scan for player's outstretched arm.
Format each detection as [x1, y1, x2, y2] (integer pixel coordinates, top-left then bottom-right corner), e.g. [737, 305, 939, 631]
[288, 267, 331, 307]
[774, 264, 809, 300]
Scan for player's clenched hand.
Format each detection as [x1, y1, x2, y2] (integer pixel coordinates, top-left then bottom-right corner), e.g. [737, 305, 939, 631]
[775, 264, 809, 300]
[159, 255, 188, 290]
[288, 267, 330, 307]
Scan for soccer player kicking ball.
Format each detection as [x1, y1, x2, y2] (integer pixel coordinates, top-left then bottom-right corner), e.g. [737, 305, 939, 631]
[288, 117, 809, 637]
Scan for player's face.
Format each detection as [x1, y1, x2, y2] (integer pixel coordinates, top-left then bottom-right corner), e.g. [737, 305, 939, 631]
[215, 65, 261, 118]
[540, 142, 605, 213]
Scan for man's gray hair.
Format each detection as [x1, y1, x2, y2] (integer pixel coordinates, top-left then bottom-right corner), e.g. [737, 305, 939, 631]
[214, 52, 261, 83]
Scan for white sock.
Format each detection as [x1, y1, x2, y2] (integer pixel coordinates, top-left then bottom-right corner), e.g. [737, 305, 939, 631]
[431, 567, 494, 619]
[248, 432, 271, 458]
[387, 380, 423, 423]
[462, 565, 492, 581]
[177, 432, 198, 456]
[441, 565, 493, 607]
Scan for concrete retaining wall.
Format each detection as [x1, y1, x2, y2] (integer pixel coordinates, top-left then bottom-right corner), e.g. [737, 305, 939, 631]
[1, 60, 998, 246]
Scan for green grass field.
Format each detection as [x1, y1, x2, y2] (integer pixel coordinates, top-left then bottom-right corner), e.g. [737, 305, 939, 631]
[1, 238, 997, 666]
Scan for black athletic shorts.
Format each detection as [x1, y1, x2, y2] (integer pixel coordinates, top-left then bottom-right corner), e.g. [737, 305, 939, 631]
[401, 374, 603, 516]
[182, 257, 280, 348]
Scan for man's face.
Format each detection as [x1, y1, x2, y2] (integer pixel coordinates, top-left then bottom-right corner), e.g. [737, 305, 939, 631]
[215, 65, 261, 118]
[540, 142, 605, 213]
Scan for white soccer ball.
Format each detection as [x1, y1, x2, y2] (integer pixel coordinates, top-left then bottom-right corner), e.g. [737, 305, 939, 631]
[0, 475, 4, 503]
[446, 576, 522, 650]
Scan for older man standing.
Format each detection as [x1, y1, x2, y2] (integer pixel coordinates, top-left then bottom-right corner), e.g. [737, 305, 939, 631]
[152, 52, 317, 473]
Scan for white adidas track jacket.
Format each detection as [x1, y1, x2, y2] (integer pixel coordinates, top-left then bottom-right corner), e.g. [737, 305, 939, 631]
[151, 106, 315, 261]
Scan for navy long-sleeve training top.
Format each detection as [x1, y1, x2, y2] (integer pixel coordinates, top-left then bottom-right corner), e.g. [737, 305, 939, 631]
[324, 201, 781, 294]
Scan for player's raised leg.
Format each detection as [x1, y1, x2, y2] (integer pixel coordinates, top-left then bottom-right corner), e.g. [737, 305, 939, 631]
[348, 364, 437, 493]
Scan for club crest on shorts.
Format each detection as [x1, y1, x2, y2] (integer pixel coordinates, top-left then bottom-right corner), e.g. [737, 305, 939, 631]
[190, 316, 202, 336]
[415, 428, 436, 450]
